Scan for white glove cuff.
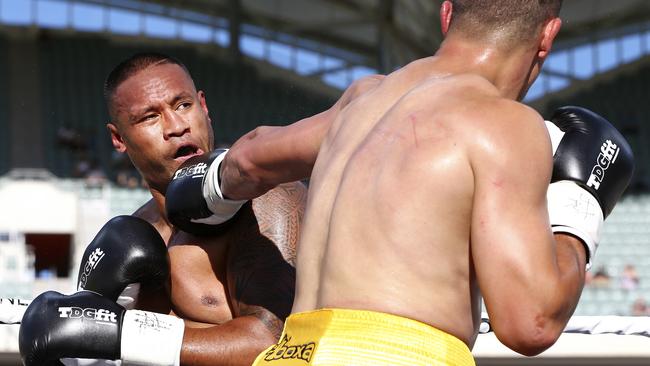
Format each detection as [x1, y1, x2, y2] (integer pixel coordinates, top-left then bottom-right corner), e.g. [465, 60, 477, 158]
[120, 310, 185, 366]
[196, 149, 247, 225]
[547, 181, 604, 270]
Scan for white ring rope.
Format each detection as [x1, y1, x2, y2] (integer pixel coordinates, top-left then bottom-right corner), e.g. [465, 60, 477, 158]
[480, 312, 650, 337]
[5, 297, 650, 337]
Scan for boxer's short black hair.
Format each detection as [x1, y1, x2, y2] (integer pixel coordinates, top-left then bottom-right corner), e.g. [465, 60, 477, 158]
[104, 53, 190, 118]
[448, 0, 563, 47]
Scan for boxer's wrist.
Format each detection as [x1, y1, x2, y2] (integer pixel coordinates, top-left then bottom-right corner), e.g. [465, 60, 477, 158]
[202, 149, 247, 218]
[120, 310, 185, 366]
[553, 233, 588, 267]
[547, 181, 603, 269]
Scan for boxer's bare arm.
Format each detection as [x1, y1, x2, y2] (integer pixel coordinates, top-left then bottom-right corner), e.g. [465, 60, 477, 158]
[222, 75, 383, 200]
[179, 182, 306, 366]
[470, 101, 586, 356]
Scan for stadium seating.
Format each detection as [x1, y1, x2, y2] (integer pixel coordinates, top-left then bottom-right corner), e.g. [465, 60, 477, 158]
[575, 195, 650, 316]
[26, 33, 334, 180]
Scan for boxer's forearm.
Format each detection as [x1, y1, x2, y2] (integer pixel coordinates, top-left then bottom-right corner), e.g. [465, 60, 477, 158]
[181, 315, 277, 366]
[222, 111, 332, 200]
[551, 233, 587, 323]
[498, 234, 586, 344]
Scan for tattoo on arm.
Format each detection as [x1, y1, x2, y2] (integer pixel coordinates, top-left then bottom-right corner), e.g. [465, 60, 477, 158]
[227, 181, 307, 335]
[239, 304, 285, 340]
[250, 182, 307, 266]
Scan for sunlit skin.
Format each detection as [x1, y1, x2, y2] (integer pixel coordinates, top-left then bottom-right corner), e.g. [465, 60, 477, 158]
[217, 1, 587, 358]
[106, 62, 306, 365]
[108, 63, 213, 199]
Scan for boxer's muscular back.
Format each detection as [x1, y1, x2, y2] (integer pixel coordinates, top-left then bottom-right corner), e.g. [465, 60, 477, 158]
[294, 59, 520, 346]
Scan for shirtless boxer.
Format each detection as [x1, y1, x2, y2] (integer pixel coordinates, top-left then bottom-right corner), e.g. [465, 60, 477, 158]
[164, 1, 634, 365]
[19, 53, 306, 366]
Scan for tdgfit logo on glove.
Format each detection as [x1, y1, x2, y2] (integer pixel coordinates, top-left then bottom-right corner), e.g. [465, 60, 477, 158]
[173, 162, 207, 180]
[78, 247, 106, 290]
[58, 307, 118, 323]
[587, 140, 619, 190]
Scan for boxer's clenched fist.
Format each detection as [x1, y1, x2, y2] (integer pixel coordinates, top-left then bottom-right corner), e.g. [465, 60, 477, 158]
[545, 106, 634, 268]
[20, 291, 184, 366]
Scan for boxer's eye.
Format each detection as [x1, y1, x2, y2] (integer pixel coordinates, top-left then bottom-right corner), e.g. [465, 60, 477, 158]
[175, 145, 197, 158]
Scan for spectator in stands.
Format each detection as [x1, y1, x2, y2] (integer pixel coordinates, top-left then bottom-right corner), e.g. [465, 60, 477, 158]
[73, 154, 92, 178]
[591, 265, 611, 288]
[631, 297, 650, 316]
[620, 263, 640, 291]
[80, 159, 108, 188]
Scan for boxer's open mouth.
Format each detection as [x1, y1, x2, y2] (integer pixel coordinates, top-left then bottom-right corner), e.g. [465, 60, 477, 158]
[174, 144, 200, 159]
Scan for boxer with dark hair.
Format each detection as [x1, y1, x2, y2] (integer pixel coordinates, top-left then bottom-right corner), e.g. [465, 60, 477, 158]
[168, 1, 634, 365]
[19, 52, 306, 366]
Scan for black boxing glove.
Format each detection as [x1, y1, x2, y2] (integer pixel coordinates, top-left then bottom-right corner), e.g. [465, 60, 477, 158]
[166, 149, 247, 235]
[77, 216, 169, 308]
[545, 106, 634, 268]
[20, 291, 184, 366]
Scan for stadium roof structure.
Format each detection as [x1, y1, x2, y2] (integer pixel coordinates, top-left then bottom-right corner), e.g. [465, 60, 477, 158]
[137, 0, 650, 71]
[14, 0, 650, 101]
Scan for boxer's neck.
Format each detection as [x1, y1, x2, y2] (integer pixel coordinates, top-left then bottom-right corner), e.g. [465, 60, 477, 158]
[434, 36, 538, 100]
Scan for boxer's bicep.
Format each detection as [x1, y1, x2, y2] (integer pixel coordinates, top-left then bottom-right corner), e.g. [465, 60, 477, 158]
[225, 108, 337, 197]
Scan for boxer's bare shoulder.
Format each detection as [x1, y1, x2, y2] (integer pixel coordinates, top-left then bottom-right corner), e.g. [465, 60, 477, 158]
[462, 96, 546, 149]
[335, 74, 385, 114]
[131, 199, 173, 241]
[344, 74, 385, 103]
[132, 198, 158, 222]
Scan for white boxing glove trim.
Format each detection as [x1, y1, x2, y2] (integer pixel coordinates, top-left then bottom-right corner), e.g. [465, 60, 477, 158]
[61, 359, 121, 366]
[195, 149, 247, 225]
[547, 181, 604, 270]
[544, 120, 565, 155]
[116, 283, 140, 310]
[120, 310, 185, 366]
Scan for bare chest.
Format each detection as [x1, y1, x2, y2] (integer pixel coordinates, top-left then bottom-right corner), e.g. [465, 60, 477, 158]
[167, 233, 234, 325]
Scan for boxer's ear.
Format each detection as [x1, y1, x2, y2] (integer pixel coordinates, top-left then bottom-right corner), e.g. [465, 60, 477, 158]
[107, 122, 126, 153]
[440, 1, 453, 36]
[538, 17, 562, 59]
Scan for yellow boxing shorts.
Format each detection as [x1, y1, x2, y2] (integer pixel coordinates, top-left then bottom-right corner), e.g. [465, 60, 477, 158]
[252, 308, 475, 366]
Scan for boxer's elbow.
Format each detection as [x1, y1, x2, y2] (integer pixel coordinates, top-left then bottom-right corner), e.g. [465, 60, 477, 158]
[494, 313, 563, 356]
